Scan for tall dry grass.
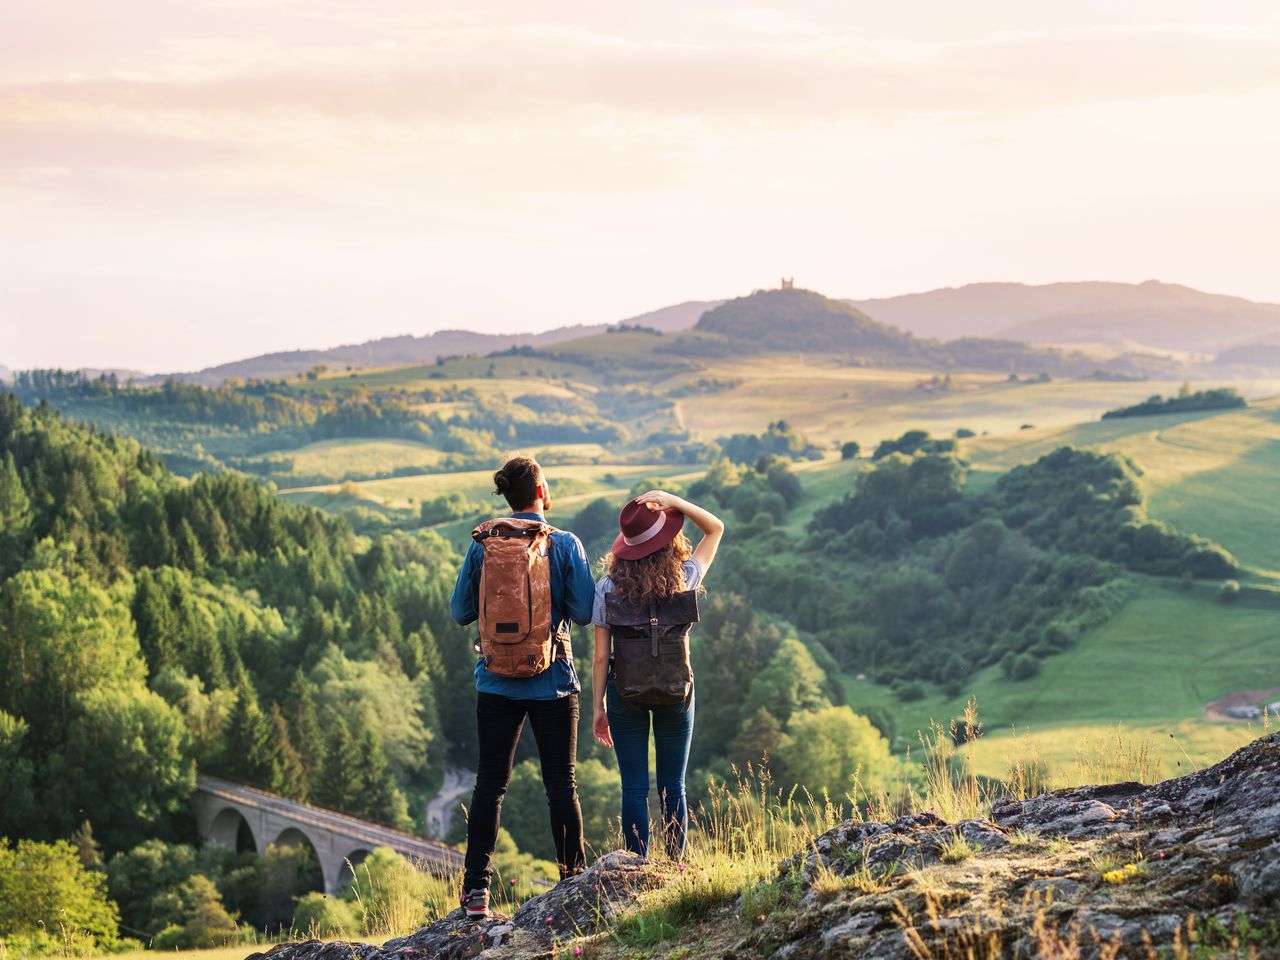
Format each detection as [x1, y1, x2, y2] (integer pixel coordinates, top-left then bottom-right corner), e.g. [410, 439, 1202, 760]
[608, 697, 1229, 952]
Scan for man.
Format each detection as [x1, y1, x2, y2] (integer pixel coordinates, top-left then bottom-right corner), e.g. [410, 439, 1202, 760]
[450, 455, 595, 919]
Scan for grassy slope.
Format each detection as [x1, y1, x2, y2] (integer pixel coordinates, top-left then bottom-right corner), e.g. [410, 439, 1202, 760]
[806, 398, 1280, 778]
[962, 397, 1280, 574]
[840, 578, 1279, 779]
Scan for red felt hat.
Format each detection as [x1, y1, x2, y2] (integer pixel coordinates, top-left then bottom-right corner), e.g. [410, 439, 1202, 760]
[610, 497, 686, 560]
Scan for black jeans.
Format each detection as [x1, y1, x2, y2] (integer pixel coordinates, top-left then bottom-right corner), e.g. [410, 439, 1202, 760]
[463, 692, 585, 891]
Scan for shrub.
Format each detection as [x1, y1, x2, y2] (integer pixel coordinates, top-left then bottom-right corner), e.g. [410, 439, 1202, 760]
[149, 875, 239, 949]
[341, 847, 454, 937]
[0, 839, 121, 951]
[897, 681, 926, 702]
[1009, 654, 1040, 680]
[1219, 579, 1241, 603]
[418, 491, 482, 526]
[293, 892, 359, 939]
[777, 705, 898, 798]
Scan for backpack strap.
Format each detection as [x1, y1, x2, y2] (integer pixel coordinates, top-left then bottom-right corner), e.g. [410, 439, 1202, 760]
[649, 598, 659, 658]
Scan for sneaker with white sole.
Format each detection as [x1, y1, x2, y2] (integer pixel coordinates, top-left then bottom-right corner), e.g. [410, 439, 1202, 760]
[460, 887, 490, 920]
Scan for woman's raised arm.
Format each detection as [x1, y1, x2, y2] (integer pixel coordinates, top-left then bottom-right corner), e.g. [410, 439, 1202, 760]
[634, 490, 725, 572]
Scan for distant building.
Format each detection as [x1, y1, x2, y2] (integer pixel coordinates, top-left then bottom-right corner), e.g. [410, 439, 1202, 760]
[780, 277, 794, 290]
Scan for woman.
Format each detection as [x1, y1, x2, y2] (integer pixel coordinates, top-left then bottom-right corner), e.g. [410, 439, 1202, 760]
[591, 489, 724, 860]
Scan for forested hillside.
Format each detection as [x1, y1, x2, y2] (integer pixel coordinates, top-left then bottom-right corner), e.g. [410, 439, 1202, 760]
[8, 372, 626, 484]
[0, 392, 480, 851]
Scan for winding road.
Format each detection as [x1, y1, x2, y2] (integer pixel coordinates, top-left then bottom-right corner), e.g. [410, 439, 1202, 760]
[426, 767, 473, 839]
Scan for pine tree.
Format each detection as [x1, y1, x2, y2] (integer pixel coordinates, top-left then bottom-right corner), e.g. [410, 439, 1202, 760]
[175, 518, 206, 573]
[314, 717, 361, 811]
[269, 703, 309, 801]
[285, 669, 323, 780]
[71, 820, 103, 868]
[0, 452, 32, 573]
[221, 681, 279, 789]
[131, 569, 181, 674]
[416, 627, 445, 682]
[354, 722, 410, 829]
[731, 706, 784, 769]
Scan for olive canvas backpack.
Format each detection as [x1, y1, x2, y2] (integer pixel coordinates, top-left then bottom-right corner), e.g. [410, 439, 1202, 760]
[471, 517, 566, 678]
[605, 589, 699, 706]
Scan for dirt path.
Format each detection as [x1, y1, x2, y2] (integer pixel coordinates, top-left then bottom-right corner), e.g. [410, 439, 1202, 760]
[426, 767, 473, 839]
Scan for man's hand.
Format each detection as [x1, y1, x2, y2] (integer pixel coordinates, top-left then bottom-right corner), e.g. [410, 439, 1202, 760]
[635, 489, 682, 513]
[592, 709, 613, 748]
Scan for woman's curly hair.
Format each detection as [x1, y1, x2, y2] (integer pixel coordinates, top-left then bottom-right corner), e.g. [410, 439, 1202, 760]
[604, 532, 694, 603]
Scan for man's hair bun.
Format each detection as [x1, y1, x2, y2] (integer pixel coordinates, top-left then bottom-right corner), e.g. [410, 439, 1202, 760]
[493, 456, 541, 510]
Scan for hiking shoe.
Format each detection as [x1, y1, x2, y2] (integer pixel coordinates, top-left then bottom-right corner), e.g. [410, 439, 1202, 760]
[460, 887, 490, 920]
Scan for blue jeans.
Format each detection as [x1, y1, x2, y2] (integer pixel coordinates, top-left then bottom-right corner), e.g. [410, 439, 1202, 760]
[605, 671, 694, 860]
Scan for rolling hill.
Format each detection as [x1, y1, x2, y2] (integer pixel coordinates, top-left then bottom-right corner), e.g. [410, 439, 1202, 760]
[695, 288, 913, 355]
[673, 287, 1172, 377]
[849, 279, 1280, 354]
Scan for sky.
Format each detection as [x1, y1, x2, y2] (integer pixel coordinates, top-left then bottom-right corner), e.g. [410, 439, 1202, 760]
[3, 1, 1280, 373]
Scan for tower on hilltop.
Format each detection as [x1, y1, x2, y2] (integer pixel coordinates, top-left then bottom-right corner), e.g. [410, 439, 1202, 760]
[780, 277, 794, 290]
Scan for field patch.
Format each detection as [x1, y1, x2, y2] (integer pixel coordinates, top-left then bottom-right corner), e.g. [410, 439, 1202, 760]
[841, 577, 1280, 780]
[282, 462, 707, 513]
[247, 437, 446, 483]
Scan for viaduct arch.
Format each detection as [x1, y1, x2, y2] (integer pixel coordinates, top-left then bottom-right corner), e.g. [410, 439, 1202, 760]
[192, 775, 464, 895]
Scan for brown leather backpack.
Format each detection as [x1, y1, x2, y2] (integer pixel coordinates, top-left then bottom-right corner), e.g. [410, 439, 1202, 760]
[605, 589, 699, 706]
[471, 517, 565, 678]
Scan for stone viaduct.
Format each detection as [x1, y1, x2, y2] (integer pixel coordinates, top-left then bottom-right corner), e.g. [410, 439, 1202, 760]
[192, 775, 465, 894]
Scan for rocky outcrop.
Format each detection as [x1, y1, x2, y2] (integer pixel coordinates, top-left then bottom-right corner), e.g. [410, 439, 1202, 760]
[744, 732, 1280, 959]
[253, 734, 1280, 960]
[248, 852, 670, 960]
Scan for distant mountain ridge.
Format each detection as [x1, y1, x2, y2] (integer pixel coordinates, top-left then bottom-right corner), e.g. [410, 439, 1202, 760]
[18, 281, 1279, 384]
[848, 280, 1280, 354]
[152, 300, 720, 386]
[154, 325, 609, 386]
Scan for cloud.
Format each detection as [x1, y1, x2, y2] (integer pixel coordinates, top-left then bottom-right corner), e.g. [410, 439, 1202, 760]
[2, 20, 1277, 161]
[725, 8, 822, 37]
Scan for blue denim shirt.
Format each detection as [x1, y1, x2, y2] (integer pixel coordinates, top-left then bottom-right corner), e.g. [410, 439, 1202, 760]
[450, 511, 595, 700]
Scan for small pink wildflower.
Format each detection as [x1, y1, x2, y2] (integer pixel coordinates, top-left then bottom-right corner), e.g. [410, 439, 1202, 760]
[509, 877, 517, 886]
[574, 948, 583, 957]
[1158, 851, 1167, 859]
[677, 863, 687, 872]
[546, 915, 555, 925]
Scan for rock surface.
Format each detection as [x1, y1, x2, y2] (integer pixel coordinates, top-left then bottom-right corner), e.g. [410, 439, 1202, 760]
[745, 732, 1280, 959]
[247, 851, 668, 960]
[253, 734, 1280, 960]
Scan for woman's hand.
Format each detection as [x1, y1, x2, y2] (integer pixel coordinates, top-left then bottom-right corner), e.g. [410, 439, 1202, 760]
[636, 489, 682, 513]
[592, 708, 613, 748]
